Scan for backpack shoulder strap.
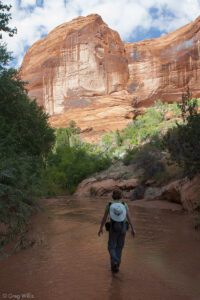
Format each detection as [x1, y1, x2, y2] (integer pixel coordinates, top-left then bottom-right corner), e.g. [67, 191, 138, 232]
[108, 202, 114, 222]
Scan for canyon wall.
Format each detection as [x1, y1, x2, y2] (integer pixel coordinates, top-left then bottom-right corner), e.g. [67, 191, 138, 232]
[20, 14, 200, 139]
[125, 16, 200, 107]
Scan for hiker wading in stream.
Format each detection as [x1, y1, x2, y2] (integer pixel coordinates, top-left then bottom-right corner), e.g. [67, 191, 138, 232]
[98, 189, 136, 273]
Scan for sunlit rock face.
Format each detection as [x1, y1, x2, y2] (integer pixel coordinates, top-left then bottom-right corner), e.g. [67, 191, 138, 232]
[20, 14, 200, 140]
[125, 16, 200, 106]
[20, 14, 129, 115]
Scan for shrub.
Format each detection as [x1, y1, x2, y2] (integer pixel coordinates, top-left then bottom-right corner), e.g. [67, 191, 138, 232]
[89, 186, 97, 197]
[121, 106, 164, 146]
[0, 155, 41, 252]
[154, 100, 169, 112]
[43, 145, 111, 195]
[163, 88, 200, 178]
[170, 102, 182, 117]
[132, 145, 165, 181]
[123, 147, 140, 165]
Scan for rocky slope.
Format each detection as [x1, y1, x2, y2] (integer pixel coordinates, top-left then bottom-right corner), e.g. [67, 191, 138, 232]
[20, 14, 200, 140]
[75, 161, 200, 212]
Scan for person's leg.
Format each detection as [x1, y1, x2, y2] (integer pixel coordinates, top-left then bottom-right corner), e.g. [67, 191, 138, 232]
[116, 224, 126, 267]
[108, 229, 120, 269]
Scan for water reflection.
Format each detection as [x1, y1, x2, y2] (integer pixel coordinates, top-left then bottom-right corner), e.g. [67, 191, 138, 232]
[0, 197, 199, 300]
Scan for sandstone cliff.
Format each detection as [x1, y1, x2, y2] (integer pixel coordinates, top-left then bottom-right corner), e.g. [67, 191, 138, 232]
[20, 14, 200, 139]
[125, 16, 200, 107]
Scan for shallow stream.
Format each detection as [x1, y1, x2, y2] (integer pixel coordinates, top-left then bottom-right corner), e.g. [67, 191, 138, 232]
[0, 197, 200, 300]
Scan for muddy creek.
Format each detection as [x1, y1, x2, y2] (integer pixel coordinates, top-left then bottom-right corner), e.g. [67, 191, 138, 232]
[0, 197, 200, 300]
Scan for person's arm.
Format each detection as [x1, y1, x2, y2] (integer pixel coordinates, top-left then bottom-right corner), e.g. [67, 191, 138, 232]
[98, 210, 109, 236]
[126, 210, 136, 238]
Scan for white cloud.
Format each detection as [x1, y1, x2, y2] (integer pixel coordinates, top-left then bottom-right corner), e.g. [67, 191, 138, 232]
[20, 0, 36, 7]
[2, 0, 200, 67]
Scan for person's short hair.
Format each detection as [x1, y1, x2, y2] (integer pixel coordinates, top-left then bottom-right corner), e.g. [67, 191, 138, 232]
[112, 189, 122, 200]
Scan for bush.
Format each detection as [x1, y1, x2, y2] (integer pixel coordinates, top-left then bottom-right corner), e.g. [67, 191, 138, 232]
[132, 144, 165, 181]
[163, 88, 200, 178]
[154, 100, 169, 112]
[0, 155, 41, 251]
[121, 106, 164, 146]
[170, 102, 182, 117]
[123, 147, 140, 165]
[89, 186, 97, 197]
[43, 145, 111, 195]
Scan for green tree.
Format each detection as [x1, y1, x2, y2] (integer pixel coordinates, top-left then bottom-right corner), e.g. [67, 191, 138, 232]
[44, 145, 111, 195]
[0, 1, 17, 71]
[55, 122, 82, 148]
[0, 2, 55, 255]
[0, 1, 16, 38]
[0, 69, 55, 159]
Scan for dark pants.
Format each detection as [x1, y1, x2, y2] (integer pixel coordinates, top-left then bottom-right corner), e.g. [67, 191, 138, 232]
[108, 223, 127, 268]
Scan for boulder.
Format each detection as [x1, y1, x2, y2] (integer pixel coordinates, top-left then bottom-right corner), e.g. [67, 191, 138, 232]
[144, 176, 200, 212]
[75, 174, 200, 212]
[144, 179, 183, 203]
[144, 187, 163, 200]
[75, 178, 138, 198]
[160, 180, 182, 204]
[180, 175, 200, 211]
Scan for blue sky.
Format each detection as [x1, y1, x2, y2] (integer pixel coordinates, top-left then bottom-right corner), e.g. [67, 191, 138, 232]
[3, 0, 200, 67]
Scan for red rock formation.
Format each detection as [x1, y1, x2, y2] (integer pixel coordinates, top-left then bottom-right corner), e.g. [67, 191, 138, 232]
[125, 16, 200, 106]
[20, 14, 200, 139]
[180, 175, 200, 211]
[143, 176, 200, 212]
[74, 177, 138, 198]
[20, 14, 129, 111]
